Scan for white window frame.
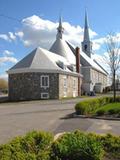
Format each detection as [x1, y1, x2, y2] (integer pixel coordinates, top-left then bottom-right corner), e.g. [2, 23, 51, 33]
[63, 76, 67, 97]
[41, 75, 49, 89]
[41, 93, 49, 99]
[63, 76, 67, 88]
[73, 79, 76, 91]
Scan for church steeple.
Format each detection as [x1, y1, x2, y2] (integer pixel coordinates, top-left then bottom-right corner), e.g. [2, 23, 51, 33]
[56, 16, 64, 39]
[84, 10, 90, 41]
[82, 10, 92, 57]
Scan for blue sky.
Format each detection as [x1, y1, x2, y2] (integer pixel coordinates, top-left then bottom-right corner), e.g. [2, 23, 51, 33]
[0, 0, 120, 79]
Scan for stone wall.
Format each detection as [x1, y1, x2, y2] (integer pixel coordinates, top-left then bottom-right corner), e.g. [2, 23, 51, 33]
[81, 66, 108, 93]
[81, 67, 91, 93]
[9, 72, 59, 101]
[91, 68, 107, 92]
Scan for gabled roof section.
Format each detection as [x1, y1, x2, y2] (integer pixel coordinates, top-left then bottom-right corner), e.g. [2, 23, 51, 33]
[50, 38, 75, 65]
[67, 42, 108, 75]
[7, 47, 80, 76]
[10, 48, 37, 70]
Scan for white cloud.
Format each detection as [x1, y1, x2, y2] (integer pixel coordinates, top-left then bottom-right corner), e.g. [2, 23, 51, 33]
[92, 33, 120, 51]
[0, 56, 18, 66]
[15, 31, 24, 38]
[16, 15, 97, 49]
[3, 50, 14, 56]
[0, 32, 16, 42]
[92, 37, 106, 51]
[93, 37, 106, 44]
[8, 32, 16, 41]
[0, 34, 10, 42]
[92, 54, 110, 73]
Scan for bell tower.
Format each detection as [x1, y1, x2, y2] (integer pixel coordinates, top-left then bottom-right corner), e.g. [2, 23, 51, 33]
[82, 10, 92, 57]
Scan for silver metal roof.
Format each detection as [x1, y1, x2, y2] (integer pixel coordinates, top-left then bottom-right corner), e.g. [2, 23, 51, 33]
[67, 42, 108, 75]
[50, 38, 75, 64]
[7, 47, 80, 76]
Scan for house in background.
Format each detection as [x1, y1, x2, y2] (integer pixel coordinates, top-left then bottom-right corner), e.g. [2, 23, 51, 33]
[7, 12, 108, 101]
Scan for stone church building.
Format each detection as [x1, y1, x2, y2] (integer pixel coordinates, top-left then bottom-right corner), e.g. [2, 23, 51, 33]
[7, 12, 108, 101]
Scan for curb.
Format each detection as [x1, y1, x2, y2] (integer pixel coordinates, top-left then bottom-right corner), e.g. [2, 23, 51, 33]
[72, 113, 120, 121]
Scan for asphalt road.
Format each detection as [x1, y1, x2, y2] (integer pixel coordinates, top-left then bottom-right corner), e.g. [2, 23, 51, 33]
[0, 98, 120, 144]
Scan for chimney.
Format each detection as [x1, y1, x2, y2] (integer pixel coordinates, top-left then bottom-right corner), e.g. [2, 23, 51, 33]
[76, 47, 81, 96]
[76, 47, 80, 73]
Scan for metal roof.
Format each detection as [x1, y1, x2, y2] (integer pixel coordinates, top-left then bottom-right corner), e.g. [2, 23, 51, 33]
[67, 42, 108, 75]
[50, 38, 75, 65]
[7, 47, 81, 77]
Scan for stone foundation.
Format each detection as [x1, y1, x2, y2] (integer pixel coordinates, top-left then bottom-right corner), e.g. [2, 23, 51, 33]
[9, 72, 59, 101]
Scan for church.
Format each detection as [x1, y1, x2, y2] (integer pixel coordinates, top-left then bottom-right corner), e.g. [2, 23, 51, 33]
[7, 12, 108, 101]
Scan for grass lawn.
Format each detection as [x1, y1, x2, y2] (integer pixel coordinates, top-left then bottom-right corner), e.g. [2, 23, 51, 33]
[96, 103, 120, 116]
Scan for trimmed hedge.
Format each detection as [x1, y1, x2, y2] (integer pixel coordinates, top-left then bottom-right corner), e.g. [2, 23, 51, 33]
[0, 130, 120, 160]
[96, 102, 120, 116]
[75, 96, 120, 115]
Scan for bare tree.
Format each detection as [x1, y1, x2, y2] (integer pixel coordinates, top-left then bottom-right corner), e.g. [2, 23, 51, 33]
[0, 79, 8, 90]
[104, 33, 120, 101]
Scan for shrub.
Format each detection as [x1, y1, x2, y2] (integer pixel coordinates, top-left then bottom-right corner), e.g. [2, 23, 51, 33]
[108, 108, 118, 115]
[0, 130, 120, 160]
[75, 97, 108, 115]
[98, 134, 120, 159]
[51, 130, 104, 160]
[115, 96, 120, 102]
[98, 97, 111, 106]
[0, 131, 53, 160]
[75, 96, 120, 115]
[96, 109, 105, 116]
[75, 98, 100, 115]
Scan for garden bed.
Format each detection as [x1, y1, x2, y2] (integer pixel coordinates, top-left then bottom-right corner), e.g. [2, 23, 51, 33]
[0, 130, 120, 160]
[96, 103, 120, 117]
[75, 97, 120, 119]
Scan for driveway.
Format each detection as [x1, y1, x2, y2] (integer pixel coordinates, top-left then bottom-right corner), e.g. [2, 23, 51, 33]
[0, 98, 120, 144]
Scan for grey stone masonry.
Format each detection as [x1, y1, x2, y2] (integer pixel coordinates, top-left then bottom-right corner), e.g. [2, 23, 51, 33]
[9, 72, 59, 101]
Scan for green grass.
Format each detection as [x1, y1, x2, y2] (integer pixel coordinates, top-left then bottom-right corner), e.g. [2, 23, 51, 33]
[96, 103, 120, 116]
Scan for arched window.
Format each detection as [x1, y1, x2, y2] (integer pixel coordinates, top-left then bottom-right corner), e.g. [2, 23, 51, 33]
[84, 44, 87, 51]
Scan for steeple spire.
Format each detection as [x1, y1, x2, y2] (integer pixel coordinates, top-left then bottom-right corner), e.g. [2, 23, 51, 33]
[56, 16, 64, 39]
[82, 10, 92, 57]
[84, 10, 90, 41]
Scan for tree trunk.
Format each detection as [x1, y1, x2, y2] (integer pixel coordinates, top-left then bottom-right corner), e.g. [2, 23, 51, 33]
[113, 69, 116, 102]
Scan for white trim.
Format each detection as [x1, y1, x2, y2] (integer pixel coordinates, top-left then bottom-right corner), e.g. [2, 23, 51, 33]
[41, 75, 49, 88]
[63, 76, 67, 88]
[73, 78, 76, 91]
[41, 93, 49, 99]
[7, 69, 83, 77]
[63, 76, 67, 97]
